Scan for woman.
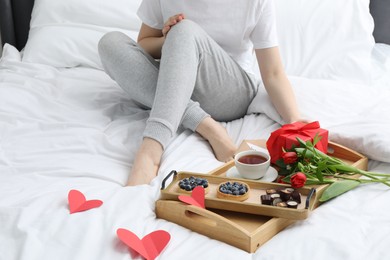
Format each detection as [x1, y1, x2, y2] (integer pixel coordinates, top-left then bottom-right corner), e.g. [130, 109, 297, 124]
[98, 0, 303, 186]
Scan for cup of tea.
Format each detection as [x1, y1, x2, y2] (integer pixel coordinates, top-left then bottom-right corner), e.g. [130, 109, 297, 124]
[234, 150, 270, 179]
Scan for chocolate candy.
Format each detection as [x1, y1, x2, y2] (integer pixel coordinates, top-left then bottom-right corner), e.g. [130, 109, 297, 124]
[260, 187, 302, 209]
[260, 195, 273, 205]
[291, 190, 301, 204]
[276, 201, 288, 208]
[279, 189, 292, 201]
[287, 200, 299, 208]
[272, 198, 283, 206]
[266, 188, 278, 195]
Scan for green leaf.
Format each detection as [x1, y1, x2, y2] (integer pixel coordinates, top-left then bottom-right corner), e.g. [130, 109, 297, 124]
[296, 137, 307, 148]
[295, 148, 314, 158]
[305, 179, 327, 185]
[315, 168, 324, 182]
[332, 164, 360, 174]
[328, 165, 337, 173]
[282, 175, 291, 183]
[305, 173, 319, 180]
[275, 158, 286, 168]
[278, 168, 290, 176]
[312, 133, 322, 146]
[319, 180, 360, 202]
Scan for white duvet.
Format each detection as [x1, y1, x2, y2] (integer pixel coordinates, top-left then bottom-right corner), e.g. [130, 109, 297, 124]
[1, 43, 390, 260]
[248, 77, 390, 163]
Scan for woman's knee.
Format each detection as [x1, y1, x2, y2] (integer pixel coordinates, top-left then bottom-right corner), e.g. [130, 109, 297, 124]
[98, 31, 136, 59]
[166, 19, 204, 41]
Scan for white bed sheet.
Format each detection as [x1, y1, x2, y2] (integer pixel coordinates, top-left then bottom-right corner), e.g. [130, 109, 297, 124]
[1, 43, 390, 260]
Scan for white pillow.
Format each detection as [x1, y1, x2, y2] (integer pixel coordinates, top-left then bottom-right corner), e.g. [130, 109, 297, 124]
[274, 0, 375, 84]
[23, 0, 375, 77]
[23, 0, 142, 69]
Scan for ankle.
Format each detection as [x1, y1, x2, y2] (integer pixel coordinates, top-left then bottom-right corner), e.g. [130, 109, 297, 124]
[138, 137, 164, 166]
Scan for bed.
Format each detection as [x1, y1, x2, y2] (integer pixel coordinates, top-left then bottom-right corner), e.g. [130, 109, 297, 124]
[1, 0, 390, 259]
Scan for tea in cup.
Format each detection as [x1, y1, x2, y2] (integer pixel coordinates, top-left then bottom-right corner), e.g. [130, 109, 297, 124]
[234, 150, 270, 179]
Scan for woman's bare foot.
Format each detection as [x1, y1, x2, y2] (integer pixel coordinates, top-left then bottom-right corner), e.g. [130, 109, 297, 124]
[127, 138, 163, 186]
[196, 117, 237, 162]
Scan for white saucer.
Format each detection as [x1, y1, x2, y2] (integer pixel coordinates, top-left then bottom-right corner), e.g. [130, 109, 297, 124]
[226, 166, 278, 182]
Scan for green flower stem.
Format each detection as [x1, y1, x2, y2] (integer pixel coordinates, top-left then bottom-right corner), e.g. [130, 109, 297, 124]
[298, 141, 390, 186]
[335, 175, 390, 184]
[303, 179, 335, 185]
[355, 169, 390, 187]
[360, 171, 390, 177]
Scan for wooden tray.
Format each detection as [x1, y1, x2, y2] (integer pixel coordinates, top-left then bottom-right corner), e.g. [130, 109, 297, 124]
[209, 140, 368, 177]
[156, 140, 368, 253]
[209, 140, 368, 209]
[156, 200, 295, 253]
[160, 171, 316, 220]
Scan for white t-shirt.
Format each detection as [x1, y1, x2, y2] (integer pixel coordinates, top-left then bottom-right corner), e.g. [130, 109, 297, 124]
[137, 0, 278, 75]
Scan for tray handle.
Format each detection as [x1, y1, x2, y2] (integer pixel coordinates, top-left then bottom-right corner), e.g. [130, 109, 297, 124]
[305, 188, 316, 209]
[181, 205, 248, 236]
[155, 200, 250, 246]
[161, 170, 177, 190]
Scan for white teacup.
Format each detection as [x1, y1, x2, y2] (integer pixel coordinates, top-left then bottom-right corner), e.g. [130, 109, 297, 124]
[234, 150, 270, 179]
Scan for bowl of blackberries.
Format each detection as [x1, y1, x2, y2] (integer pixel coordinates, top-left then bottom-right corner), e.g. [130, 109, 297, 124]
[217, 181, 250, 201]
[178, 176, 209, 193]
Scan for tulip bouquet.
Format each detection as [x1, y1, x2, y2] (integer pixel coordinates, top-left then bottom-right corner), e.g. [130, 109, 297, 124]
[273, 135, 390, 202]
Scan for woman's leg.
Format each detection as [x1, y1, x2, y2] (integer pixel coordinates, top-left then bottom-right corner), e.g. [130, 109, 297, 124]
[145, 21, 258, 150]
[98, 24, 257, 185]
[136, 20, 257, 184]
[97, 32, 226, 158]
[98, 31, 159, 109]
[98, 32, 166, 185]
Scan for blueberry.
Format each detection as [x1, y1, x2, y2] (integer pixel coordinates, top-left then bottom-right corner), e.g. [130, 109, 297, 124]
[184, 185, 192, 191]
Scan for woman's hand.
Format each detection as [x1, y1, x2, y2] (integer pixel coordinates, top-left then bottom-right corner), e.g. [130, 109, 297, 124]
[288, 118, 311, 124]
[162, 13, 185, 37]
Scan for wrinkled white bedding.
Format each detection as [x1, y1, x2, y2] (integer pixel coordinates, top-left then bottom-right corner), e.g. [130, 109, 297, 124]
[249, 80, 390, 163]
[1, 43, 390, 260]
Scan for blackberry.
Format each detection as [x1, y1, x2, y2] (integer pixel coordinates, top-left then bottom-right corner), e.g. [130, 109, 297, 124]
[219, 181, 248, 196]
[179, 176, 209, 191]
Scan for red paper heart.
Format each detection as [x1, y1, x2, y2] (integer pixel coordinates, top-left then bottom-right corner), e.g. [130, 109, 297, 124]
[117, 228, 171, 260]
[178, 186, 205, 208]
[68, 189, 103, 214]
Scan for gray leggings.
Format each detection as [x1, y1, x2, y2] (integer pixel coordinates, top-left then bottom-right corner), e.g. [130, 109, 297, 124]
[98, 20, 258, 149]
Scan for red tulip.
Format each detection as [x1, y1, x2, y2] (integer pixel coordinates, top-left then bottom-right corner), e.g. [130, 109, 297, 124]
[290, 172, 307, 188]
[282, 152, 298, 164]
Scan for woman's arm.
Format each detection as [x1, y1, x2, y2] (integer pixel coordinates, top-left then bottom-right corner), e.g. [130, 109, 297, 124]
[137, 23, 165, 59]
[137, 14, 185, 59]
[255, 47, 301, 123]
